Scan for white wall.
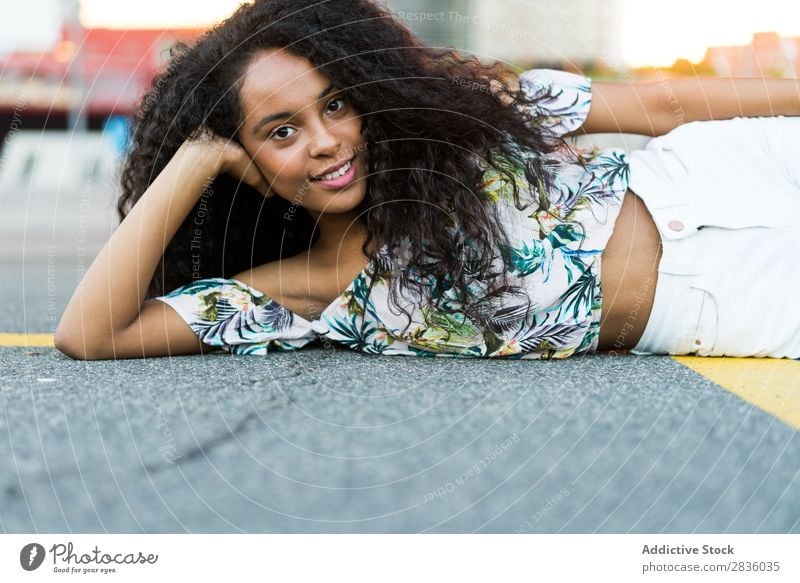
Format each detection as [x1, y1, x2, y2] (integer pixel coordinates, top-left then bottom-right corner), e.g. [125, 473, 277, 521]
[468, 0, 625, 67]
[0, 0, 61, 53]
[0, 130, 120, 259]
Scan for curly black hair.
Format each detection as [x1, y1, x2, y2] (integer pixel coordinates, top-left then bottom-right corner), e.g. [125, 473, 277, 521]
[117, 0, 564, 331]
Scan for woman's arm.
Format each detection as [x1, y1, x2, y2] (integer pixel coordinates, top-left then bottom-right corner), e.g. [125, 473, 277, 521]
[54, 134, 271, 360]
[575, 76, 800, 137]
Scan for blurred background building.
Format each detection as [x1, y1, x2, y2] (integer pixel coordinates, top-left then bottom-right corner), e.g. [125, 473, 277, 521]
[0, 1, 203, 259]
[703, 32, 800, 77]
[386, 0, 624, 70]
[385, 0, 471, 54]
[6, 0, 799, 145]
[0, 1, 201, 142]
[1, 0, 800, 261]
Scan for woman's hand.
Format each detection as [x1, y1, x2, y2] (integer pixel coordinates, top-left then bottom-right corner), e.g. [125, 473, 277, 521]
[178, 127, 275, 198]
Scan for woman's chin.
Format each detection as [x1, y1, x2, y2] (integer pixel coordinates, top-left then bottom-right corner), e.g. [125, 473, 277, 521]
[309, 183, 367, 214]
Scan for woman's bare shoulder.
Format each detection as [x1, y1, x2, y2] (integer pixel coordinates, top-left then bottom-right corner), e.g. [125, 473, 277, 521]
[229, 252, 336, 319]
[231, 253, 306, 298]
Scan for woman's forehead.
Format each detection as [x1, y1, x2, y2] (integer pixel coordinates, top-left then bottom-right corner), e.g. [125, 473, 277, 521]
[240, 50, 331, 112]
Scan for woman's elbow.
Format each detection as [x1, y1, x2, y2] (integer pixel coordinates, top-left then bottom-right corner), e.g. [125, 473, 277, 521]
[53, 330, 108, 361]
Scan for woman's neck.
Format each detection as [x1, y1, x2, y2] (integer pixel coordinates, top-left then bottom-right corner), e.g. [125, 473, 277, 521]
[306, 209, 368, 261]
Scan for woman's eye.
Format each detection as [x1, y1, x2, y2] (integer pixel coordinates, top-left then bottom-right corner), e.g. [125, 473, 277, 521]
[270, 126, 295, 141]
[269, 97, 345, 141]
[327, 96, 346, 113]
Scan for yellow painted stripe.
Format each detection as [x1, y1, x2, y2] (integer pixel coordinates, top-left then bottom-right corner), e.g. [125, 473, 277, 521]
[0, 333, 55, 347]
[674, 356, 800, 431]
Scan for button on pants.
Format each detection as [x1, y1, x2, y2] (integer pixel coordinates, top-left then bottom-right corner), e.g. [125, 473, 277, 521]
[627, 116, 800, 358]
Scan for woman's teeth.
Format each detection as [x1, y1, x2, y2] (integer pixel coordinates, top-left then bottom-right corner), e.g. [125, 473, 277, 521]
[316, 159, 352, 181]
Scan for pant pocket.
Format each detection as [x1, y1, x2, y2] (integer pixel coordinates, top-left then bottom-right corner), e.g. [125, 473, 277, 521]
[667, 285, 719, 356]
[689, 285, 719, 356]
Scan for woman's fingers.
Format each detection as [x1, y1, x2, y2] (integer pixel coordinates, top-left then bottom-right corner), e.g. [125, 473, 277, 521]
[221, 140, 274, 197]
[238, 154, 272, 197]
[183, 128, 275, 198]
[238, 155, 274, 198]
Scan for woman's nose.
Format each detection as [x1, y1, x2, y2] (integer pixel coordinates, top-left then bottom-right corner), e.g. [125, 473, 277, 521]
[308, 123, 341, 158]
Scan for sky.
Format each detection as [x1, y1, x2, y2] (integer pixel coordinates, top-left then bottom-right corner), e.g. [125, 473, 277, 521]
[622, 0, 800, 66]
[3, 0, 800, 68]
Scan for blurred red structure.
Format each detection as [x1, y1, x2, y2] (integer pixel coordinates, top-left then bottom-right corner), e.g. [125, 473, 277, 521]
[1, 25, 203, 132]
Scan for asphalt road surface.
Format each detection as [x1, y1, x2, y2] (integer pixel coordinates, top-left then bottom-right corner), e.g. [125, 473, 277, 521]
[1, 255, 798, 533]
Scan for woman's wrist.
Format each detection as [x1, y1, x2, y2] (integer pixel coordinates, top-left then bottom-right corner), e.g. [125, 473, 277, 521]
[172, 131, 270, 196]
[173, 139, 224, 182]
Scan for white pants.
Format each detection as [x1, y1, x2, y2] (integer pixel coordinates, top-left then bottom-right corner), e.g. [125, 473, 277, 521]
[627, 116, 800, 358]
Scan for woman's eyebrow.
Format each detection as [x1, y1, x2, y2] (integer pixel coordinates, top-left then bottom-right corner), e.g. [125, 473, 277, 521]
[251, 82, 337, 136]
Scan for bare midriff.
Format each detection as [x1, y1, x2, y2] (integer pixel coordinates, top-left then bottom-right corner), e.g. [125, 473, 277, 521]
[597, 190, 662, 352]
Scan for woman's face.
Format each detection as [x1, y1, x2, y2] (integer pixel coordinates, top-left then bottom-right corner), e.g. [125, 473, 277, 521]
[237, 49, 368, 216]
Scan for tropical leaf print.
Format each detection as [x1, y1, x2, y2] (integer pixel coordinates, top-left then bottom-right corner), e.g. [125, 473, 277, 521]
[556, 267, 596, 321]
[483, 329, 506, 355]
[481, 166, 515, 204]
[559, 253, 588, 286]
[161, 278, 233, 299]
[229, 340, 303, 355]
[324, 313, 379, 352]
[192, 295, 294, 346]
[517, 69, 592, 136]
[407, 344, 485, 358]
[344, 272, 372, 318]
[575, 320, 600, 354]
[480, 145, 539, 206]
[546, 223, 582, 249]
[163, 278, 296, 349]
[512, 317, 578, 354]
[548, 176, 586, 212]
[422, 307, 481, 339]
[593, 150, 630, 188]
[559, 175, 616, 214]
[464, 286, 532, 335]
[501, 240, 545, 277]
[392, 306, 484, 354]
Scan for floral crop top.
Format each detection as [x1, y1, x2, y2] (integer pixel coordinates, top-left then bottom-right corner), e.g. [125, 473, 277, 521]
[154, 69, 630, 359]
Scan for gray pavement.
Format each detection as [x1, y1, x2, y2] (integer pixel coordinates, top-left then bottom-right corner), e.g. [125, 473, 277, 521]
[1, 258, 799, 533]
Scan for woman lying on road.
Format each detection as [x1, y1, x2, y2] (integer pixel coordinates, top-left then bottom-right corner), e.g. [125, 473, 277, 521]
[55, 0, 800, 360]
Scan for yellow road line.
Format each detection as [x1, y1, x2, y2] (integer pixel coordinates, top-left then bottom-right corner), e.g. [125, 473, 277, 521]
[674, 356, 800, 431]
[0, 333, 55, 347]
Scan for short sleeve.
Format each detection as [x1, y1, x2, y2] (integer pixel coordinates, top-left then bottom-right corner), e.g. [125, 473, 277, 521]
[153, 277, 316, 355]
[517, 68, 592, 137]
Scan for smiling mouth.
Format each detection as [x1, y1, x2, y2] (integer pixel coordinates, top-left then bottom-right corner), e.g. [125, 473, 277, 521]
[311, 156, 355, 181]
